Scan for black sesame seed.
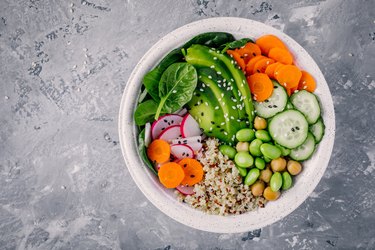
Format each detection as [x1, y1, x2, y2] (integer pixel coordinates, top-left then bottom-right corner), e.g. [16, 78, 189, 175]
[268, 105, 273, 108]
[220, 129, 225, 132]
[274, 86, 278, 89]
[164, 119, 168, 123]
[273, 105, 277, 108]
[296, 126, 300, 130]
[167, 122, 171, 125]
[211, 121, 215, 124]
[194, 103, 198, 106]
[252, 52, 257, 56]
[183, 140, 187, 143]
[171, 120, 174, 124]
[161, 127, 165, 131]
[265, 100, 269, 103]
[190, 174, 195, 178]
[186, 153, 189, 157]
[201, 112, 204, 116]
[182, 152, 186, 156]
[291, 128, 295, 132]
[197, 139, 201, 142]
[217, 125, 221, 128]
[196, 93, 201, 97]
[183, 164, 187, 168]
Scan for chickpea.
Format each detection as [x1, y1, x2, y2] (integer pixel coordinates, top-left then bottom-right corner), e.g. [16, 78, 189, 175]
[236, 141, 249, 152]
[254, 116, 267, 130]
[251, 180, 265, 196]
[270, 157, 287, 172]
[263, 186, 280, 201]
[287, 160, 302, 175]
[260, 167, 272, 183]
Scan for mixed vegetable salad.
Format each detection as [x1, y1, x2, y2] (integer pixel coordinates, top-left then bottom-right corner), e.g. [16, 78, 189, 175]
[134, 32, 325, 209]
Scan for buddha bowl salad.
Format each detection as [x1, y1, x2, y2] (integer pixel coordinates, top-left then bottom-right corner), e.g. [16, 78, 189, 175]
[134, 32, 325, 215]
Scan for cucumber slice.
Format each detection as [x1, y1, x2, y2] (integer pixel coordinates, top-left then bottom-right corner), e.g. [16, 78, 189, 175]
[268, 110, 309, 149]
[290, 90, 321, 124]
[309, 118, 325, 143]
[254, 81, 287, 118]
[290, 133, 316, 161]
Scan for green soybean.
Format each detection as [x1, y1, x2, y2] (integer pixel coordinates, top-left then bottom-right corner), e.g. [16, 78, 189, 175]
[260, 143, 282, 160]
[249, 139, 263, 157]
[235, 165, 248, 177]
[236, 128, 255, 142]
[270, 172, 283, 192]
[255, 157, 266, 170]
[244, 168, 260, 186]
[234, 152, 254, 168]
[255, 130, 272, 142]
[219, 145, 236, 159]
[264, 156, 271, 163]
[282, 172, 293, 190]
[276, 144, 291, 156]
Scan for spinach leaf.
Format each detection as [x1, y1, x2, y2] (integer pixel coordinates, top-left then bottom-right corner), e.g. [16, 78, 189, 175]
[220, 38, 254, 53]
[138, 128, 157, 175]
[184, 32, 235, 49]
[142, 32, 235, 101]
[143, 48, 184, 102]
[154, 63, 197, 119]
[134, 99, 159, 126]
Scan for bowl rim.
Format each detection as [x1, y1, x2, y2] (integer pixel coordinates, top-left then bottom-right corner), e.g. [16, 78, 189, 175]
[118, 17, 335, 233]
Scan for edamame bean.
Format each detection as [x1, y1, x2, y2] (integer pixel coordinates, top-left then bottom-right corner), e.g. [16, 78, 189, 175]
[275, 144, 291, 156]
[219, 145, 236, 159]
[263, 186, 280, 201]
[254, 116, 267, 130]
[234, 152, 254, 168]
[249, 139, 263, 157]
[260, 143, 282, 160]
[235, 165, 248, 177]
[255, 130, 272, 142]
[270, 157, 287, 172]
[270, 172, 283, 192]
[244, 168, 260, 186]
[282, 172, 293, 190]
[255, 157, 266, 170]
[264, 156, 271, 163]
[236, 142, 249, 152]
[236, 128, 255, 142]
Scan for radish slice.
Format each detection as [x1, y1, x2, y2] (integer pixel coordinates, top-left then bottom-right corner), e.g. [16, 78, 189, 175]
[154, 163, 161, 172]
[176, 185, 195, 195]
[175, 108, 188, 116]
[158, 125, 182, 141]
[181, 114, 203, 138]
[144, 123, 152, 147]
[170, 144, 194, 159]
[187, 142, 203, 152]
[171, 136, 202, 145]
[151, 114, 183, 139]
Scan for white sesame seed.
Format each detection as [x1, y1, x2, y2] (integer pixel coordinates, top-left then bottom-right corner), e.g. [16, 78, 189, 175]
[213, 57, 218, 60]
[230, 116, 235, 120]
[205, 102, 209, 106]
[222, 102, 225, 105]
[232, 106, 236, 109]
[200, 88, 204, 92]
[172, 90, 177, 93]
[217, 71, 222, 75]
[210, 65, 215, 69]
[221, 122, 225, 126]
[303, 86, 307, 89]
[224, 132, 228, 135]
[221, 93, 224, 97]
[208, 75, 212, 79]
[215, 106, 219, 110]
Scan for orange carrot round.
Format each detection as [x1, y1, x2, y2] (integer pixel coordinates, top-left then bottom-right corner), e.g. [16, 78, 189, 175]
[256, 35, 287, 55]
[265, 62, 282, 79]
[268, 47, 293, 65]
[247, 73, 274, 102]
[237, 42, 262, 64]
[252, 58, 275, 74]
[178, 158, 204, 186]
[276, 65, 302, 89]
[245, 55, 265, 75]
[273, 63, 286, 78]
[298, 71, 317, 92]
[147, 139, 171, 164]
[227, 50, 246, 71]
[158, 162, 185, 188]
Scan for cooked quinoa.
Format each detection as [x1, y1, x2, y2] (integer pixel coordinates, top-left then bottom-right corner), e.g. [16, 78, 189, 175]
[176, 138, 266, 215]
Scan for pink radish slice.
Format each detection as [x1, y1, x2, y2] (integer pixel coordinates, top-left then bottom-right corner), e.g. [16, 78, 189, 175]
[144, 122, 152, 147]
[176, 185, 195, 195]
[171, 136, 202, 145]
[181, 114, 203, 138]
[151, 114, 183, 139]
[187, 142, 202, 152]
[154, 163, 161, 172]
[158, 125, 182, 141]
[170, 144, 194, 160]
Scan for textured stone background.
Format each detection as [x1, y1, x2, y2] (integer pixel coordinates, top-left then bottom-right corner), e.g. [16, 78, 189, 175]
[0, 0, 374, 249]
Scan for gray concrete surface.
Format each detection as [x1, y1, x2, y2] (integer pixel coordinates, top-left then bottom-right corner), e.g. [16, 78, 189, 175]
[0, 0, 374, 249]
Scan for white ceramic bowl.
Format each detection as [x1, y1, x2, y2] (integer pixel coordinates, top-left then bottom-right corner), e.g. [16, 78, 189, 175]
[119, 17, 335, 233]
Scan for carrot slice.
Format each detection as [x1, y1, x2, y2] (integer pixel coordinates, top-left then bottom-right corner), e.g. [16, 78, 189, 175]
[245, 55, 265, 75]
[276, 65, 302, 89]
[256, 35, 287, 55]
[298, 71, 317, 92]
[236, 42, 262, 64]
[247, 73, 274, 102]
[147, 139, 171, 164]
[273, 63, 286, 78]
[268, 47, 293, 65]
[178, 158, 204, 186]
[227, 50, 246, 71]
[158, 162, 185, 188]
[252, 58, 275, 74]
[286, 87, 298, 96]
[265, 62, 282, 79]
